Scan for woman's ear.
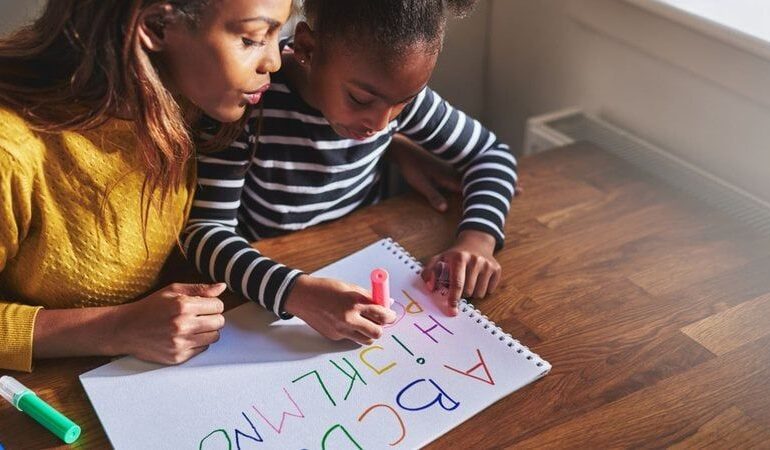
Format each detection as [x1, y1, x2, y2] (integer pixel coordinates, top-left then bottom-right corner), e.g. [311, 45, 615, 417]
[137, 3, 177, 52]
[292, 22, 317, 66]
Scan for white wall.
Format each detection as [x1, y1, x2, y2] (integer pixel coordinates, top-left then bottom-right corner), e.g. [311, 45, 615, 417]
[429, 1, 489, 120]
[485, 0, 770, 202]
[0, 1, 42, 36]
[5, 1, 767, 202]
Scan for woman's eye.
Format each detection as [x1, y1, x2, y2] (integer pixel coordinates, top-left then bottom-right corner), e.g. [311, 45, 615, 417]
[242, 37, 267, 48]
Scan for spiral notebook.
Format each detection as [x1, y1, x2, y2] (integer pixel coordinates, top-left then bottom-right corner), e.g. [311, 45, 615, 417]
[80, 238, 550, 449]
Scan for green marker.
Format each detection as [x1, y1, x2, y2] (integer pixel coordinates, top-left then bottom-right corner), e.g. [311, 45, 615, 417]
[0, 375, 81, 444]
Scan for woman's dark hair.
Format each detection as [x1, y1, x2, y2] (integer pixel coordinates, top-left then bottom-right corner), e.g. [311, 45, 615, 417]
[0, 0, 245, 238]
[303, 0, 478, 58]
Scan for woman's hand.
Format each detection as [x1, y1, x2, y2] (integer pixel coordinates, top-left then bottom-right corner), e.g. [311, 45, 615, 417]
[112, 283, 227, 364]
[283, 275, 396, 345]
[33, 282, 228, 365]
[421, 230, 501, 316]
[386, 134, 461, 212]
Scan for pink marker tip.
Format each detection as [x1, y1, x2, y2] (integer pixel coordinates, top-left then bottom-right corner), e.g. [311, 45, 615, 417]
[370, 268, 390, 307]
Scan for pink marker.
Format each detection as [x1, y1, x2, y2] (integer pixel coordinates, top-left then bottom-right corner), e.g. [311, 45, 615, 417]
[370, 268, 390, 307]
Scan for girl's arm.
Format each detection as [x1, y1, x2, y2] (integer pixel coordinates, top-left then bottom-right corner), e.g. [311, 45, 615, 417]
[396, 87, 517, 249]
[395, 88, 517, 313]
[185, 114, 395, 344]
[184, 114, 303, 318]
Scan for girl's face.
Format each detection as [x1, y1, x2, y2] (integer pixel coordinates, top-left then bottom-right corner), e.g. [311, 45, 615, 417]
[299, 34, 438, 140]
[151, 0, 292, 123]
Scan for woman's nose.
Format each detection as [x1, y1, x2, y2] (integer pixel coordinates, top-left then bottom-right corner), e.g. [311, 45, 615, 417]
[257, 40, 282, 74]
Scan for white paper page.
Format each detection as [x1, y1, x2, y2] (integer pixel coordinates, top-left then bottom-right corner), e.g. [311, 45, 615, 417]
[81, 238, 550, 449]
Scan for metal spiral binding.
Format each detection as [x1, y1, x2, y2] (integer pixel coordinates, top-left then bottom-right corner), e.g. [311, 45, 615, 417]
[382, 237, 423, 275]
[380, 237, 546, 369]
[458, 300, 545, 368]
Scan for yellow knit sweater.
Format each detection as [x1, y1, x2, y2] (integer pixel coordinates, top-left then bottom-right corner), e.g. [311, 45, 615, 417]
[0, 107, 193, 372]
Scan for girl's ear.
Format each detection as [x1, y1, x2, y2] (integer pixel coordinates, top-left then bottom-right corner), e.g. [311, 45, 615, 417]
[292, 22, 317, 66]
[137, 3, 177, 52]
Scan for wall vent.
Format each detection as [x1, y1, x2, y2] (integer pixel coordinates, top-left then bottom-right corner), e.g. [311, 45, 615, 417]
[524, 108, 770, 236]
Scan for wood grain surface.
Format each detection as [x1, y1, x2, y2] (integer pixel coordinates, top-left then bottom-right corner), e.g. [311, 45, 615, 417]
[2, 143, 769, 449]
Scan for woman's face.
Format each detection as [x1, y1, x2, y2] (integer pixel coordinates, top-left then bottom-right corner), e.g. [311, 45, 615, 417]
[159, 0, 292, 122]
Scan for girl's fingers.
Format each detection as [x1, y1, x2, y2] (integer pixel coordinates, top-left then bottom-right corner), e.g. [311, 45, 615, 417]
[488, 268, 502, 294]
[360, 305, 397, 325]
[349, 331, 375, 346]
[463, 257, 480, 299]
[422, 255, 440, 278]
[421, 255, 440, 290]
[345, 320, 379, 344]
[447, 258, 466, 315]
[474, 267, 494, 299]
[423, 268, 436, 292]
[351, 316, 383, 341]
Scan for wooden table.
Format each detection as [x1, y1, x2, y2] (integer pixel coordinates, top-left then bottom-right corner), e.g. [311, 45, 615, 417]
[2, 143, 770, 449]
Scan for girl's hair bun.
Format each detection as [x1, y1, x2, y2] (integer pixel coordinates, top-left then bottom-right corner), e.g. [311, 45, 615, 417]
[303, 0, 479, 60]
[446, 0, 479, 18]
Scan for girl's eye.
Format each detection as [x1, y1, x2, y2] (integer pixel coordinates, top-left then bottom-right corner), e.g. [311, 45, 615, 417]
[242, 37, 267, 48]
[348, 92, 370, 106]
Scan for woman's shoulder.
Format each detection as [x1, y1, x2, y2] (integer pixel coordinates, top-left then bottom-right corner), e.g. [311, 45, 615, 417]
[0, 106, 46, 171]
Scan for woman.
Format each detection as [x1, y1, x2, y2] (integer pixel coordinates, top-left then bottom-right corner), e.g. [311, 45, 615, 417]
[0, 0, 292, 371]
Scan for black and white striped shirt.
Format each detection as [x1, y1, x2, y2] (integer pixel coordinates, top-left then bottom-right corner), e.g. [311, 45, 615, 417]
[183, 69, 518, 318]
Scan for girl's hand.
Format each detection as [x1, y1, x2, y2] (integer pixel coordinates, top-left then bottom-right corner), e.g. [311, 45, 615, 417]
[283, 275, 397, 345]
[421, 230, 502, 316]
[112, 283, 227, 364]
[387, 134, 461, 212]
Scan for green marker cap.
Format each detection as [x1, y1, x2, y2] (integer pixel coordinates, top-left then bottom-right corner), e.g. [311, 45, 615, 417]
[0, 375, 81, 444]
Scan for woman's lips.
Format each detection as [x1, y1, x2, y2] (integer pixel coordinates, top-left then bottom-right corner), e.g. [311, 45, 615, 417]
[245, 92, 263, 105]
[244, 83, 270, 105]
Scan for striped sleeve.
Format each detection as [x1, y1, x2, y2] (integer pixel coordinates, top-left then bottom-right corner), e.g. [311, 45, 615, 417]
[183, 114, 303, 318]
[396, 87, 517, 250]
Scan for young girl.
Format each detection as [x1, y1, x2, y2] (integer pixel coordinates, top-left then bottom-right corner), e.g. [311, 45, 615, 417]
[0, 0, 292, 372]
[185, 0, 517, 345]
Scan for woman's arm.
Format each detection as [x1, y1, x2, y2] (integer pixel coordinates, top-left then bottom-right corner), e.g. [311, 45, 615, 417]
[31, 305, 118, 358]
[31, 283, 227, 365]
[0, 148, 225, 371]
